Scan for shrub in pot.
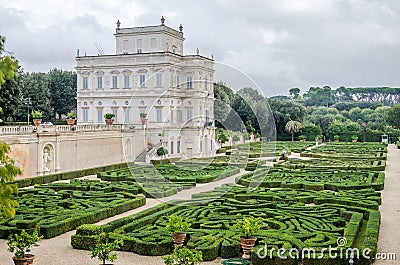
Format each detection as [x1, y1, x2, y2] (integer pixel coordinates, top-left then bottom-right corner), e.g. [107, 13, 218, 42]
[140, 112, 148, 125]
[90, 238, 123, 265]
[333, 135, 340, 142]
[351, 135, 358, 142]
[104, 113, 115, 125]
[166, 214, 190, 247]
[7, 229, 43, 265]
[235, 217, 263, 260]
[66, 112, 76, 125]
[31, 111, 42, 126]
[298, 135, 307, 142]
[163, 246, 202, 265]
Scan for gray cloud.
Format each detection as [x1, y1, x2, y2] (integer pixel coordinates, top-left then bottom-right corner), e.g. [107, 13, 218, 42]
[1, 0, 400, 96]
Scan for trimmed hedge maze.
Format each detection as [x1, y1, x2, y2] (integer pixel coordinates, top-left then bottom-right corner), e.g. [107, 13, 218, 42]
[72, 185, 381, 264]
[276, 158, 386, 171]
[301, 142, 387, 160]
[237, 167, 385, 191]
[98, 164, 240, 184]
[0, 179, 145, 239]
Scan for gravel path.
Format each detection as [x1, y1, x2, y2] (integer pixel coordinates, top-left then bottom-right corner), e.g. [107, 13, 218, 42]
[375, 144, 400, 264]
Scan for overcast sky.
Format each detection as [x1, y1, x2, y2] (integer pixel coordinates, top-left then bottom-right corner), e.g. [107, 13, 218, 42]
[1, 0, 400, 96]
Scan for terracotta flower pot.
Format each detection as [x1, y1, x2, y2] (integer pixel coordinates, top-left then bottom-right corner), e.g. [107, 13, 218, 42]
[33, 119, 42, 126]
[239, 236, 257, 260]
[12, 254, 35, 265]
[66, 118, 76, 125]
[171, 232, 186, 247]
[141, 118, 147, 125]
[105, 119, 114, 125]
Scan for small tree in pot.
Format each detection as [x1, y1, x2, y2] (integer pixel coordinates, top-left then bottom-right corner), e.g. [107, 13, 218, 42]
[7, 229, 43, 265]
[140, 112, 148, 125]
[66, 112, 76, 125]
[166, 214, 190, 247]
[104, 113, 115, 125]
[90, 238, 123, 265]
[163, 246, 203, 265]
[31, 111, 43, 126]
[235, 217, 263, 260]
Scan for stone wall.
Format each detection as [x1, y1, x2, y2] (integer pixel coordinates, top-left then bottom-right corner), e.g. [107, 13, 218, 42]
[0, 126, 146, 179]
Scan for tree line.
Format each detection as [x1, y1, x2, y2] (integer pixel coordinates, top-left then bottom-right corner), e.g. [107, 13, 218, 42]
[0, 35, 76, 123]
[214, 83, 400, 142]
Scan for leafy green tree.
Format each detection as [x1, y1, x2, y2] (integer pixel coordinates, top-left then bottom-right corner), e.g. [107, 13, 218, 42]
[285, 118, 302, 142]
[303, 86, 335, 107]
[306, 106, 339, 133]
[289, 87, 301, 100]
[268, 99, 307, 135]
[326, 122, 347, 141]
[0, 67, 23, 121]
[215, 129, 229, 145]
[386, 104, 400, 129]
[0, 142, 21, 218]
[0, 36, 18, 88]
[232, 87, 272, 135]
[48, 68, 77, 119]
[214, 82, 234, 126]
[20, 72, 52, 121]
[300, 123, 322, 141]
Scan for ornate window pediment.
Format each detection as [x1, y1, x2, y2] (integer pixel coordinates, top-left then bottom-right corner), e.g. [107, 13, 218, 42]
[122, 69, 132, 74]
[137, 68, 148, 73]
[95, 70, 104, 76]
[110, 70, 120, 75]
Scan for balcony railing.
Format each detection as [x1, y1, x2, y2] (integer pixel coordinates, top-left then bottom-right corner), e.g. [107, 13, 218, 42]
[0, 124, 125, 135]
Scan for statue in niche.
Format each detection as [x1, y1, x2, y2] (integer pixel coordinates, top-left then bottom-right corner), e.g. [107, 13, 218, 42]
[43, 148, 51, 171]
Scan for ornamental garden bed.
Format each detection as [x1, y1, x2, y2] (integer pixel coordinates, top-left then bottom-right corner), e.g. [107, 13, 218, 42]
[236, 167, 385, 191]
[71, 185, 381, 264]
[0, 179, 145, 239]
[275, 158, 386, 171]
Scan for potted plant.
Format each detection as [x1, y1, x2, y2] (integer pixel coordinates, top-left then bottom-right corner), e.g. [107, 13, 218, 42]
[351, 135, 358, 142]
[90, 239, 123, 265]
[235, 217, 263, 260]
[163, 246, 202, 265]
[66, 112, 76, 126]
[316, 134, 323, 143]
[166, 214, 190, 247]
[157, 147, 168, 158]
[7, 229, 43, 265]
[140, 112, 148, 125]
[104, 113, 115, 125]
[298, 135, 307, 142]
[31, 111, 42, 126]
[333, 135, 340, 142]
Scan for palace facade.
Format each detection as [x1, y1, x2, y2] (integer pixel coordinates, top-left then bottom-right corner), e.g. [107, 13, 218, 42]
[75, 17, 215, 159]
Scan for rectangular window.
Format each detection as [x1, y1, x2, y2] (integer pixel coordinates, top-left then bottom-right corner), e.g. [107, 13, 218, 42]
[97, 109, 103, 122]
[156, 73, 163, 87]
[205, 110, 210, 124]
[170, 74, 174, 87]
[170, 110, 174, 122]
[137, 39, 142, 53]
[123, 40, 129, 52]
[187, 109, 192, 121]
[124, 108, 130, 123]
[82, 77, 88, 89]
[205, 77, 208, 89]
[112, 109, 118, 122]
[211, 139, 213, 150]
[177, 110, 182, 122]
[150, 38, 157, 49]
[186, 76, 192, 89]
[97, 76, 103, 89]
[82, 109, 88, 122]
[170, 141, 174, 154]
[200, 140, 203, 152]
[176, 76, 180, 88]
[177, 141, 181, 153]
[124, 75, 130, 88]
[156, 109, 162, 122]
[112, 76, 118, 89]
[139, 75, 146, 87]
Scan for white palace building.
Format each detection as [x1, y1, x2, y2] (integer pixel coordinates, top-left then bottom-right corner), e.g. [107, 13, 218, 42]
[75, 17, 216, 160]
